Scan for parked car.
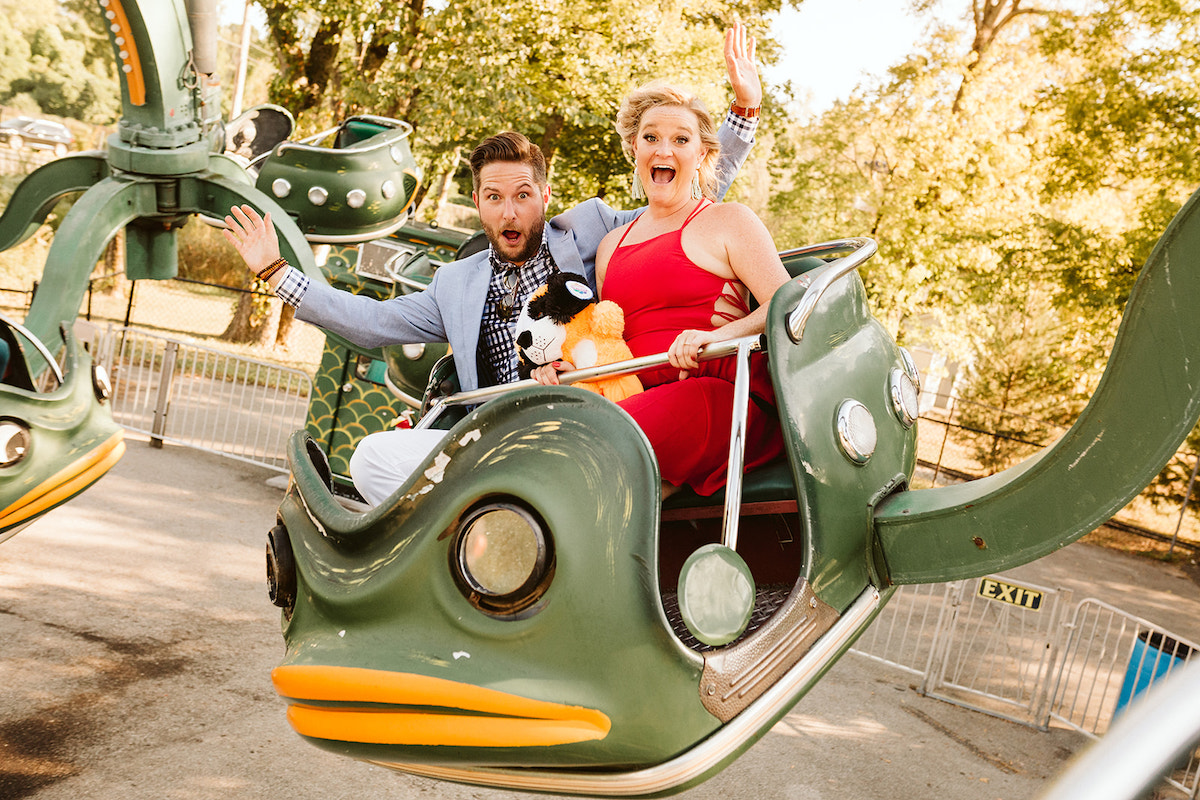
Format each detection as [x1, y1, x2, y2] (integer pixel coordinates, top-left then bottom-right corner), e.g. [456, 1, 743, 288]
[0, 117, 73, 157]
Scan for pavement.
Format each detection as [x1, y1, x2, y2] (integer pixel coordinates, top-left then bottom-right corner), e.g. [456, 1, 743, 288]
[1, 433, 1198, 800]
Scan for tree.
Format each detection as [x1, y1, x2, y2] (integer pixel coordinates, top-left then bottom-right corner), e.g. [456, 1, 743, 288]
[252, 0, 792, 212]
[0, 0, 120, 124]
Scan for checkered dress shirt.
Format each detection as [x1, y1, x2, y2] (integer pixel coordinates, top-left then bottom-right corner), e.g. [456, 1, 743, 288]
[477, 241, 558, 387]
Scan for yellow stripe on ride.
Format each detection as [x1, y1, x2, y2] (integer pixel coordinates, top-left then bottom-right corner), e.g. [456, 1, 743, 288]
[0, 430, 125, 528]
[273, 665, 611, 747]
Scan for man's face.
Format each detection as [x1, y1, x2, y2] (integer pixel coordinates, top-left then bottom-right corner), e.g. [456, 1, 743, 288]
[473, 161, 551, 265]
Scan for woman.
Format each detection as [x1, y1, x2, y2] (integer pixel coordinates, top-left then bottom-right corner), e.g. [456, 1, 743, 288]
[536, 82, 792, 498]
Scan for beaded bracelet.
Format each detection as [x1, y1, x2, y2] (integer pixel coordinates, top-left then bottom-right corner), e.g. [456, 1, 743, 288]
[257, 257, 288, 281]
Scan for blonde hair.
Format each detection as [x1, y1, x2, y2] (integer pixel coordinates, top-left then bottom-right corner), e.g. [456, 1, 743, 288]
[615, 83, 721, 200]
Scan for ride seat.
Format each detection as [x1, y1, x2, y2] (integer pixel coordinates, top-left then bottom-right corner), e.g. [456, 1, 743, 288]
[660, 458, 797, 521]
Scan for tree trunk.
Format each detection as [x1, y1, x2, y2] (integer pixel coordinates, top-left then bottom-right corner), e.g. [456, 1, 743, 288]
[221, 278, 269, 345]
[952, 0, 1043, 115]
[538, 112, 566, 168]
[275, 303, 296, 349]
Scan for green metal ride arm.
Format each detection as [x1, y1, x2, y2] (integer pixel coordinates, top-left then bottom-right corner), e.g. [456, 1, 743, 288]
[0, 153, 110, 252]
[874, 186, 1200, 584]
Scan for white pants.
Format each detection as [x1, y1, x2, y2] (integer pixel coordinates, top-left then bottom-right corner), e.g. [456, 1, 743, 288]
[348, 428, 449, 506]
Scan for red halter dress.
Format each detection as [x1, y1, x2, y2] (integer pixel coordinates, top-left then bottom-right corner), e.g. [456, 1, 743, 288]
[604, 200, 784, 496]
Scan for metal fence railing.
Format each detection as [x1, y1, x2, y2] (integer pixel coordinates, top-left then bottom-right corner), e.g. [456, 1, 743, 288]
[853, 579, 1200, 797]
[92, 325, 312, 472]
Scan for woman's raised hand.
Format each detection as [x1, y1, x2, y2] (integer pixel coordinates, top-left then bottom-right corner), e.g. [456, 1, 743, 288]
[222, 204, 281, 275]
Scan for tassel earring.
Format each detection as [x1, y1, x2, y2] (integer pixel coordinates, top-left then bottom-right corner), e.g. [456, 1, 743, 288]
[631, 171, 646, 201]
[691, 170, 703, 200]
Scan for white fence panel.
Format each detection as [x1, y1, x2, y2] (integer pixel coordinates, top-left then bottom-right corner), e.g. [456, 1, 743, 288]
[94, 326, 311, 472]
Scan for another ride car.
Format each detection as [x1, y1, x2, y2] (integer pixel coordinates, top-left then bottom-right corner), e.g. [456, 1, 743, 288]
[0, 117, 74, 157]
[0, 313, 124, 541]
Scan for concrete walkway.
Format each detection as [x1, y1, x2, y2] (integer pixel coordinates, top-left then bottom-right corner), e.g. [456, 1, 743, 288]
[1, 434, 1197, 800]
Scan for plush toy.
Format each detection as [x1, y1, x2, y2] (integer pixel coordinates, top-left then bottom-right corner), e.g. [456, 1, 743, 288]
[515, 272, 643, 403]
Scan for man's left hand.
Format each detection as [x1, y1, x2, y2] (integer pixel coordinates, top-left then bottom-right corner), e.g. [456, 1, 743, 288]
[725, 22, 762, 110]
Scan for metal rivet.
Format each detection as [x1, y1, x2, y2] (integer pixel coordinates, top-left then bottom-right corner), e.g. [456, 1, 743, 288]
[381, 180, 396, 200]
[346, 188, 366, 209]
[271, 178, 291, 198]
[308, 186, 328, 206]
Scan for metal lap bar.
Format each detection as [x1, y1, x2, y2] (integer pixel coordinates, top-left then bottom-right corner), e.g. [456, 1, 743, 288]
[0, 310, 63, 387]
[785, 237, 877, 342]
[721, 338, 754, 552]
[421, 336, 762, 415]
[254, 116, 415, 168]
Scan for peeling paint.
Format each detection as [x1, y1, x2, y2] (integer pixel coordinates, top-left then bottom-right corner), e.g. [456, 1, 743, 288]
[458, 429, 481, 446]
[423, 451, 452, 483]
[1068, 430, 1104, 470]
[452, 651, 470, 660]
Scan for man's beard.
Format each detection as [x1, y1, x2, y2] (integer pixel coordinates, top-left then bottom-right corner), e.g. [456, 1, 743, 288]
[485, 217, 545, 265]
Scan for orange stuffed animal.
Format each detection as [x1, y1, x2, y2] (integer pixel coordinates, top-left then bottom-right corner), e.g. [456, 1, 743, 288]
[515, 272, 643, 402]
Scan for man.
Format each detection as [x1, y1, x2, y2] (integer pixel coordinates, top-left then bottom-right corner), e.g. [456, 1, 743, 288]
[223, 25, 764, 505]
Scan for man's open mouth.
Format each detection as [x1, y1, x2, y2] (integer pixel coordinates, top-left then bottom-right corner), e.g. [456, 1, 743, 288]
[651, 166, 676, 184]
[502, 230, 522, 245]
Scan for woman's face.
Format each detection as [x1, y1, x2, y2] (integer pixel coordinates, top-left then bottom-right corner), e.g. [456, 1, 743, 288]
[632, 105, 708, 203]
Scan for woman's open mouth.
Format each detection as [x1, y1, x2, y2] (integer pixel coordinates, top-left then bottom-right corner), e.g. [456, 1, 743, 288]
[651, 166, 676, 184]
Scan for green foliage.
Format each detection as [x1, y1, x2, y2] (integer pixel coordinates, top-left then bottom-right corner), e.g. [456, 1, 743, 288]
[764, 0, 1200, 495]
[0, 0, 119, 123]
[177, 220, 248, 287]
[254, 0, 789, 211]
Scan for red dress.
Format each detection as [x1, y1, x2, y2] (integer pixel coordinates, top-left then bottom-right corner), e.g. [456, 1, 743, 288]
[604, 200, 784, 496]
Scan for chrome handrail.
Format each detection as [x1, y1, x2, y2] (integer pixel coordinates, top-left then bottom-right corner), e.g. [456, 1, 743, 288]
[268, 117, 415, 160]
[785, 237, 877, 342]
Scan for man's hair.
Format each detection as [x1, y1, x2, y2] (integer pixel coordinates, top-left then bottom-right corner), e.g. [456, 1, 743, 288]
[615, 83, 721, 200]
[469, 131, 548, 193]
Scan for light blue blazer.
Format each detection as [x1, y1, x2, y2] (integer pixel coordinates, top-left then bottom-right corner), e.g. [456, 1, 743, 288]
[296, 125, 753, 392]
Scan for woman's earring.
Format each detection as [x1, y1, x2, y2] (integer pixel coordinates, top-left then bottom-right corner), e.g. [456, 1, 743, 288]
[631, 171, 646, 201]
[691, 171, 703, 200]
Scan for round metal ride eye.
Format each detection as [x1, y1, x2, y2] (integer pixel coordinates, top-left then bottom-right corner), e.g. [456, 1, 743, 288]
[889, 368, 919, 428]
[92, 363, 113, 403]
[401, 343, 425, 360]
[898, 346, 922, 391]
[381, 180, 396, 200]
[453, 503, 553, 617]
[307, 186, 328, 206]
[0, 420, 31, 469]
[836, 399, 877, 465]
[271, 178, 291, 198]
[346, 188, 366, 209]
